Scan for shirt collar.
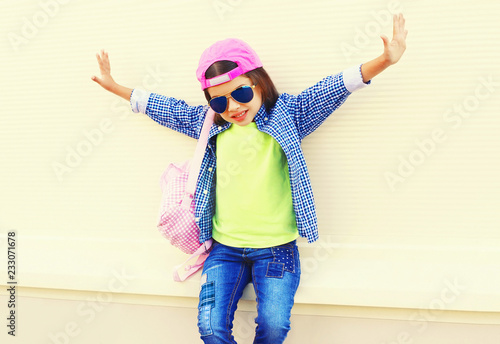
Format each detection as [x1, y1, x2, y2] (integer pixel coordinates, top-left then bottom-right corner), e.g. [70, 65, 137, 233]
[210, 104, 268, 136]
[253, 104, 268, 125]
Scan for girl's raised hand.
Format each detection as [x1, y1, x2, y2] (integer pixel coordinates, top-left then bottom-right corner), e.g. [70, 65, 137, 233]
[91, 50, 117, 92]
[381, 13, 408, 65]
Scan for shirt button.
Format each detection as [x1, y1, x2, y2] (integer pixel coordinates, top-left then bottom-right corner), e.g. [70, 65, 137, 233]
[208, 167, 213, 172]
[195, 217, 200, 222]
[218, 126, 222, 130]
[264, 117, 268, 121]
[203, 190, 208, 195]
[208, 144, 211, 148]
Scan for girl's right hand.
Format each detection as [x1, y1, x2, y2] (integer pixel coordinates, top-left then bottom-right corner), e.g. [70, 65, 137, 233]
[91, 50, 133, 101]
[91, 50, 117, 92]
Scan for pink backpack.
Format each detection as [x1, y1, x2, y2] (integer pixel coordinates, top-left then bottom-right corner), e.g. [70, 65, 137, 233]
[157, 109, 215, 281]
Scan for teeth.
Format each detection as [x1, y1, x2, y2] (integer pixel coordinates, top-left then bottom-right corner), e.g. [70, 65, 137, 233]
[234, 111, 246, 118]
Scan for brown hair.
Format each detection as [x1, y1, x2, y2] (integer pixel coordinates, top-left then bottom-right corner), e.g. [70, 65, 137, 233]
[203, 61, 279, 125]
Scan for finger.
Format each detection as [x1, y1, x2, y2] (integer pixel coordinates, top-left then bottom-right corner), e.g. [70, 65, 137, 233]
[392, 14, 398, 37]
[380, 34, 390, 48]
[102, 51, 111, 70]
[91, 75, 102, 85]
[96, 53, 107, 73]
[103, 50, 109, 64]
[96, 52, 106, 69]
[399, 14, 405, 34]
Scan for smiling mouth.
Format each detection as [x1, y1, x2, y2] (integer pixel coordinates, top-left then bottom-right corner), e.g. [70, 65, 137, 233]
[231, 110, 247, 119]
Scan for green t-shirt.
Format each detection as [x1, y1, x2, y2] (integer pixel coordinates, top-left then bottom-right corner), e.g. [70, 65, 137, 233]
[212, 122, 299, 248]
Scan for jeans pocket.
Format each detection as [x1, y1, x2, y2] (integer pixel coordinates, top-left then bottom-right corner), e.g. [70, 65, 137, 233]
[266, 261, 285, 278]
[266, 243, 296, 278]
[198, 281, 215, 336]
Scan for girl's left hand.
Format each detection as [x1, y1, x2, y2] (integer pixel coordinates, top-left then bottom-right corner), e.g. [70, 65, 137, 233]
[381, 13, 408, 65]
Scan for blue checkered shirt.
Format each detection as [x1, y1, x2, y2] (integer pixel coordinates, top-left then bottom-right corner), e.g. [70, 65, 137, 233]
[131, 65, 368, 244]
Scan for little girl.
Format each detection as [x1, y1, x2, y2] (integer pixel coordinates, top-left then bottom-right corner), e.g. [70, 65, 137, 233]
[93, 14, 407, 344]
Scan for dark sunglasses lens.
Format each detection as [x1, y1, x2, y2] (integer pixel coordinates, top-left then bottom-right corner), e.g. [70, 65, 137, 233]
[209, 86, 254, 113]
[209, 96, 227, 113]
[232, 86, 254, 103]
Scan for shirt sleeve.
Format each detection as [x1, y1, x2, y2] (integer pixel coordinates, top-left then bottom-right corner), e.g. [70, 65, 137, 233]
[342, 64, 371, 92]
[289, 64, 370, 139]
[130, 88, 151, 114]
[129, 88, 207, 139]
[288, 65, 369, 139]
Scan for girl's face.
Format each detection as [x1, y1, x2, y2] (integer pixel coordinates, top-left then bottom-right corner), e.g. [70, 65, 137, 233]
[207, 75, 262, 126]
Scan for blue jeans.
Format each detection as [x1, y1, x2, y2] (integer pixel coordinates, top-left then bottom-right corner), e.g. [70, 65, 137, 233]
[197, 240, 301, 344]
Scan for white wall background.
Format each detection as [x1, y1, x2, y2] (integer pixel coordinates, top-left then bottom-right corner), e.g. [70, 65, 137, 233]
[1, 0, 500, 343]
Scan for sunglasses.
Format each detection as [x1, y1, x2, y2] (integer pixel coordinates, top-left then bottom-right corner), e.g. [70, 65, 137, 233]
[209, 85, 256, 114]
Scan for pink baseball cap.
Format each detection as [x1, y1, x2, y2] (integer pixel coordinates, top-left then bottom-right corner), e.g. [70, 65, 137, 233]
[196, 38, 263, 90]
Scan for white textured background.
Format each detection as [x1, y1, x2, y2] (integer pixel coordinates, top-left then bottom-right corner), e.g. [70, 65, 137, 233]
[1, 0, 499, 343]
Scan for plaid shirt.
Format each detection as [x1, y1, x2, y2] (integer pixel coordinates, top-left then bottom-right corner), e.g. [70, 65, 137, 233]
[131, 65, 368, 244]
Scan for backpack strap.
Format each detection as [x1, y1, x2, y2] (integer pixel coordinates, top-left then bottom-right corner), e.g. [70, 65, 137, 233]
[185, 108, 215, 196]
[175, 108, 215, 281]
[173, 239, 213, 282]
